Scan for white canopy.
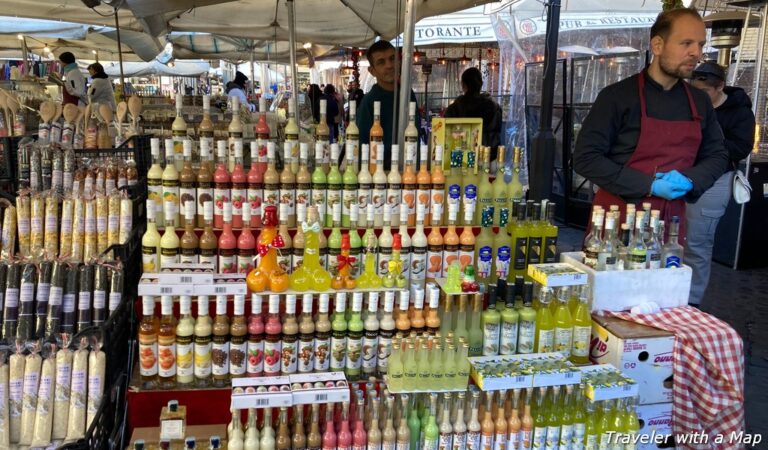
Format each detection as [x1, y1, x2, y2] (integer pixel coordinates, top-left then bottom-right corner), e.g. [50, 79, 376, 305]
[103, 60, 210, 77]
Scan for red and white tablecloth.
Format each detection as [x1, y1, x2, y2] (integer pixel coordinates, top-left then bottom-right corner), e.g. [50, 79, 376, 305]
[610, 306, 745, 449]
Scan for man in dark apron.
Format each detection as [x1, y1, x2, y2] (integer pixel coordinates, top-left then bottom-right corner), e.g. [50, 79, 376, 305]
[574, 8, 728, 242]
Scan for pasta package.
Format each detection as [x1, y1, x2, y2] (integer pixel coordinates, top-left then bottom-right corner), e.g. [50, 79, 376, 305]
[31, 348, 56, 448]
[16, 263, 37, 343]
[65, 345, 89, 442]
[52, 348, 73, 440]
[19, 350, 42, 445]
[44, 192, 60, 258]
[2, 263, 21, 341]
[108, 191, 121, 250]
[1, 204, 16, 260]
[76, 265, 94, 334]
[30, 193, 45, 258]
[8, 350, 24, 444]
[16, 194, 31, 257]
[107, 265, 123, 315]
[71, 197, 85, 262]
[83, 198, 97, 262]
[95, 194, 109, 256]
[92, 265, 108, 327]
[118, 195, 132, 247]
[35, 261, 53, 339]
[45, 261, 67, 338]
[59, 196, 74, 259]
[86, 347, 105, 429]
[61, 265, 79, 335]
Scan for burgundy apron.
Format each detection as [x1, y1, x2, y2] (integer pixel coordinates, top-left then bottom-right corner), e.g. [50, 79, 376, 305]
[592, 71, 701, 240]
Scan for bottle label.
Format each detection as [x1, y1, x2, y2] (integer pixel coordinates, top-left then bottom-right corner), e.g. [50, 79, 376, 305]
[417, 186, 431, 218]
[212, 336, 230, 376]
[648, 252, 662, 269]
[537, 329, 554, 353]
[396, 442, 410, 450]
[214, 187, 230, 218]
[314, 332, 331, 372]
[357, 186, 371, 216]
[139, 341, 158, 376]
[665, 255, 681, 268]
[506, 431, 519, 450]
[388, 185, 402, 220]
[584, 434, 598, 450]
[467, 431, 481, 450]
[400, 248, 411, 280]
[372, 185, 386, 217]
[517, 319, 536, 354]
[584, 249, 599, 268]
[500, 319, 519, 355]
[597, 252, 617, 271]
[483, 322, 500, 355]
[362, 330, 378, 372]
[346, 331, 363, 371]
[377, 329, 393, 374]
[554, 327, 573, 356]
[298, 336, 315, 373]
[458, 247, 474, 271]
[312, 184, 327, 219]
[513, 237, 528, 270]
[142, 246, 159, 273]
[180, 248, 199, 265]
[281, 334, 298, 374]
[197, 185, 213, 215]
[481, 433, 495, 450]
[572, 423, 585, 449]
[477, 245, 493, 280]
[411, 246, 427, 281]
[219, 248, 236, 273]
[493, 433, 506, 450]
[157, 339, 177, 378]
[194, 335, 212, 377]
[376, 246, 393, 277]
[494, 245, 511, 281]
[439, 433, 453, 450]
[442, 247, 459, 278]
[330, 332, 347, 371]
[520, 429, 532, 450]
[292, 249, 305, 273]
[230, 335, 247, 376]
[424, 438, 439, 450]
[161, 247, 179, 267]
[366, 443, 381, 450]
[231, 187, 246, 217]
[545, 426, 560, 450]
[560, 424, 573, 449]
[448, 184, 461, 212]
[277, 251, 292, 275]
[453, 433, 467, 450]
[162, 185, 180, 213]
[527, 236, 542, 266]
[248, 187, 263, 220]
[238, 251, 254, 274]
[532, 427, 546, 450]
[572, 325, 591, 358]
[402, 184, 416, 218]
[543, 236, 558, 263]
[200, 249, 218, 272]
[176, 334, 193, 378]
[281, 186, 296, 218]
[263, 338, 282, 374]
[463, 185, 477, 215]
[247, 336, 265, 375]
[598, 432, 611, 450]
[629, 251, 646, 270]
[342, 188, 357, 221]
[427, 247, 443, 280]
[264, 185, 280, 209]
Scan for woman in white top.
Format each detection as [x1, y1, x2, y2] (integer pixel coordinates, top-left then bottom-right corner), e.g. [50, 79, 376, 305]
[87, 63, 117, 112]
[226, 71, 256, 112]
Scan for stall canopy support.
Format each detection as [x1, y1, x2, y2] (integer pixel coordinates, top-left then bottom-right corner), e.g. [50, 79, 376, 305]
[287, 0, 300, 127]
[397, 0, 417, 153]
[114, 6, 126, 98]
[530, 0, 561, 202]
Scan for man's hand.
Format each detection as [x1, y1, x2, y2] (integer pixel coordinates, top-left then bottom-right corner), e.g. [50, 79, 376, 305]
[656, 170, 693, 191]
[651, 178, 690, 200]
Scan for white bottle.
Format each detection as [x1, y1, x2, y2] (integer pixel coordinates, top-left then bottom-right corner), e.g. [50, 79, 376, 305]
[387, 144, 402, 227]
[378, 204, 394, 277]
[372, 143, 388, 227]
[244, 408, 260, 450]
[410, 204, 428, 296]
[398, 206, 412, 280]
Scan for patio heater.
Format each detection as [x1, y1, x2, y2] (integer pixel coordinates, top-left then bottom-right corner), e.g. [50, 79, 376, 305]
[703, 10, 759, 66]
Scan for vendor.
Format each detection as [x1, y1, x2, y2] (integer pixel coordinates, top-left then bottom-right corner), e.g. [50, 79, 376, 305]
[58, 52, 86, 107]
[574, 8, 728, 239]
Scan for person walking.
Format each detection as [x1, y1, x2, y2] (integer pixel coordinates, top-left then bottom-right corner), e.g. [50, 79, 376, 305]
[87, 63, 117, 112]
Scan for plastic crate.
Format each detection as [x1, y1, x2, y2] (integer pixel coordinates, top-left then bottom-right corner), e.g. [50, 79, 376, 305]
[101, 222, 144, 298]
[74, 134, 152, 179]
[0, 136, 23, 179]
[58, 373, 128, 450]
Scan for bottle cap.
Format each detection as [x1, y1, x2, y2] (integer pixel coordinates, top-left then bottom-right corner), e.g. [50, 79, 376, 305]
[391, 144, 399, 162]
[185, 201, 194, 221]
[197, 296, 209, 315]
[319, 293, 330, 313]
[302, 294, 313, 314]
[285, 294, 297, 313]
[284, 141, 292, 159]
[350, 203, 359, 222]
[146, 199, 156, 220]
[335, 292, 347, 312]
[200, 139, 210, 157]
[203, 94, 211, 110]
[231, 95, 239, 110]
[235, 141, 243, 158]
[315, 142, 324, 160]
[234, 295, 245, 315]
[179, 296, 191, 313]
[242, 202, 251, 222]
[259, 96, 266, 113]
[216, 295, 227, 314]
[269, 295, 280, 313]
[164, 201, 176, 219]
[223, 202, 232, 221]
[151, 138, 161, 156]
[262, 205, 278, 226]
[361, 144, 369, 162]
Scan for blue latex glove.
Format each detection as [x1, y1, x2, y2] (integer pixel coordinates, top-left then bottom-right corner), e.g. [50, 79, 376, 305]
[656, 170, 693, 192]
[651, 178, 689, 200]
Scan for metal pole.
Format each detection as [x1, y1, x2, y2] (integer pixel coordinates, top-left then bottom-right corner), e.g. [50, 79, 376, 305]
[396, 0, 417, 150]
[113, 9, 126, 98]
[529, 0, 561, 202]
[287, 0, 300, 123]
[250, 49, 256, 97]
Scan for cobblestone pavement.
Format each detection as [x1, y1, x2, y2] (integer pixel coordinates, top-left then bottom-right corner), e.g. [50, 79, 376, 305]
[557, 225, 767, 445]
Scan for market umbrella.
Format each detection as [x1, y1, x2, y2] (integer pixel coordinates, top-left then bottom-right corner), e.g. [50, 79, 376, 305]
[559, 45, 599, 56]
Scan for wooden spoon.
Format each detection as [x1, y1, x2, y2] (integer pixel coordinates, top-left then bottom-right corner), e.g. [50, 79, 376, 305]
[99, 104, 113, 125]
[39, 101, 56, 125]
[53, 102, 63, 124]
[63, 103, 79, 131]
[127, 95, 142, 130]
[115, 101, 128, 139]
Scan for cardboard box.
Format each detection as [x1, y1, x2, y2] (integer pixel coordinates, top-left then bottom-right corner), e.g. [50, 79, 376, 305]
[590, 315, 674, 405]
[636, 402, 674, 450]
[561, 252, 691, 312]
[527, 263, 589, 287]
[429, 118, 483, 170]
[130, 424, 227, 449]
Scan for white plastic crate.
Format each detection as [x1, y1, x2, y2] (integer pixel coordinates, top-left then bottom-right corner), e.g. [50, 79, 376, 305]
[560, 252, 691, 312]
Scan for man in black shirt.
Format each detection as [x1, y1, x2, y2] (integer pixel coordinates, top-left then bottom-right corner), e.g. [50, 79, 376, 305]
[574, 8, 728, 240]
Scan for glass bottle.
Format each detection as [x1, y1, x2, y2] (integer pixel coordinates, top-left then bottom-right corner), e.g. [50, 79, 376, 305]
[160, 201, 180, 269]
[396, 395, 411, 450]
[180, 201, 199, 264]
[294, 405, 307, 450]
[264, 295, 282, 376]
[330, 293, 348, 373]
[553, 287, 574, 357]
[353, 398, 368, 450]
[198, 141, 214, 228]
[482, 285, 501, 356]
[282, 98, 297, 174]
[423, 393, 439, 450]
[506, 390, 521, 450]
[312, 143, 328, 224]
[139, 296, 159, 390]
[382, 396, 397, 450]
[378, 291, 396, 378]
[358, 144, 373, 228]
[338, 403, 353, 450]
[571, 285, 592, 365]
[277, 407, 291, 450]
[298, 294, 315, 374]
[467, 391, 482, 450]
[397, 206, 413, 281]
[307, 404, 322, 450]
[369, 101, 384, 174]
[468, 293, 484, 357]
[475, 206, 495, 284]
[219, 202, 237, 273]
[213, 140, 231, 229]
[296, 143, 312, 227]
[162, 139, 181, 228]
[411, 205, 428, 292]
[534, 288, 555, 353]
[416, 143, 432, 228]
[597, 212, 618, 271]
[388, 144, 402, 228]
[500, 282, 519, 355]
[507, 147, 523, 202]
[316, 99, 331, 173]
[661, 216, 684, 268]
[545, 387, 561, 450]
[261, 409, 275, 450]
[211, 295, 230, 387]
[231, 141, 248, 229]
[629, 215, 647, 270]
[372, 140, 388, 228]
[430, 145, 445, 227]
[244, 408, 260, 450]
[194, 296, 212, 387]
[314, 294, 331, 373]
[228, 96, 244, 172]
[199, 201, 218, 271]
[517, 282, 537, 354]
[264, 142, 281, 213]
[531, 389, 548, 450]
[281, 142, 297, 228]
[179, 140, 197, 225]
[646, 211, 662, 269]
[407, 395, 421, 450]
[323, 405, 338, 450]
[172, 93, 187, 170]
[237, 204, 256, 274]
[247, 294, 265, 377]
[363, 293, 380, 379]
[346, 292, 364, 381]
[583, 208, 603, 269]
[176, 296, 195, 386]
[342, 141, 359, 228]
[142, 199, 162, 273]
[157, 296, 177, 389]
[148, 138, 165, 227]
[199, 94, 215, 160]
[230, 295, 248, 378]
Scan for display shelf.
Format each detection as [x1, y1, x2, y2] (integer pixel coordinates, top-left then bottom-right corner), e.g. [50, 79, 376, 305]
[435, 277, 481, 296]
[382, 375, 469, 394]
[154, 224, 486, 234]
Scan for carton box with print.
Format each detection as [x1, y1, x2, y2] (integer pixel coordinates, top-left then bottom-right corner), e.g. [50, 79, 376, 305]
[636, 402, 674, 450]
[430, 118, 484, 170]
[590, 314, 674, 405]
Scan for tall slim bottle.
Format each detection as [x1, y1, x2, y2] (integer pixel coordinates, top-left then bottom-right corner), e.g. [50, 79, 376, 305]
[213, 141, 231, 229]
[197, 141, 214, 228]
[509, 202, 529, 282]
[475, 207, 495, 284]
[476, 148, 494, 225]
[326, 143, 343, 227]
[499, 283, 519, 355]
[148, 138, 165, 227]
[507, 147, 523, 202]
[372, 143, 388, 228]
[402, 137, 418, 228]
[228, 96, 243, 172]
[468, 294, 484, 357]
[157, 296, 177, 389]
[180, 140, 197, 225]
[172, 93, 187, 171]
[358, 144, 373, 228]
[139, 296, 159, 390]
[194, 296, 212, 387]
[369, 102, 384, 175]
[160, 201, 180, 269]
[283, 98, 298, 175]
[316, 100, 331, 173]
[342, 142, 359, 228]
[142, 199, 162, 273]
[452, 392, 467, 450]
[330, 293, 348, 373]
[388, 145, 402, 227]
[492, 147, 508, 227]
[467, 391, 482, 450]
[314, 294, 331, 373]
[346, 292, 364, 381]
[462, 147, 478, 226]
[346, 101, 360, 168]
[281, 142, 297, 228]
[458, 210, 476, 272]
[411, 205, 428, 295]
[534, 288, 555, 353]
[231, 141, 248, 228]
[426, 208, 444, 284]
[199, 94, 215, 160]
[162, 139, 181, 228]
[517, 282, 537, 354]
[553, 287, 574, 357]
[312, 143, 328, 224]
[482, 286, 501, 356]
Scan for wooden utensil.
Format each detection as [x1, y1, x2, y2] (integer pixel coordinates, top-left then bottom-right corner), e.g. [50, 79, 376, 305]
[39, 101, 56, 125]
[53, 102, 63, 123]
[127, 95, 142, 130]
[115, 101, 128, 141]
[99, 104, 113, 124]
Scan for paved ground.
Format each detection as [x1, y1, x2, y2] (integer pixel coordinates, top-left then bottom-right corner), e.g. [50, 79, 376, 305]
[557, 224, 768, 444]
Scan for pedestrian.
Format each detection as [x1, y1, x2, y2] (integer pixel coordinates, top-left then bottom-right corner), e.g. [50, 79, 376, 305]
[226, 71, 255, 111]
[58, 52, 86, 107]
[686, 61, 755, 307]
[87, 62, 117, 112]
[445, 67, 503, 157]
[323, 84, 341, 142]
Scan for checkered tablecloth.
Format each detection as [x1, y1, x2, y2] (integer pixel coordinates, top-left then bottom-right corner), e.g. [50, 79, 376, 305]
[610, 306, 745, 449]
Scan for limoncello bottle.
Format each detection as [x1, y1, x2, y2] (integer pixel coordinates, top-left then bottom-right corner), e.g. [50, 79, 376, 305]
[545, 387, 562, 450]
[508, 202, 529, 282]
[532, 388, 548, 450]
[430, 341, 445, 390]
[288, 206, 332, 291]
[444, 147, 463, 226]
[517, 281, 537, 354]
[416, 339, 431, 391]
[443, 342, 458, 390]
[492, 146, 509, 227]
[623, 397, 640, 449]
[553, 287, 574, 358]
[610, 399, 626, 448]
[597, 401, 613, 450]
[572, 386, 587, 449]
[542, 202, 558, 263]
[571, 285, 592, 365]
[475, 207, 495, 285]
[559, 386, 574, 450]
[507, 147, 524, 202]
[584, 399, 599, 450]
[534, 288, 555, 353]
[500, 282, 520, 355]
[387, 337, 404, 392]
[357, 234, 382, 289]
[476, 147, 494, 225]
[482, 286, 501, 356]
[403, 340, 418, 392]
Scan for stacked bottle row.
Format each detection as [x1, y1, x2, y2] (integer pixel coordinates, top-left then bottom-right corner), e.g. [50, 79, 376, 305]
[583, 204, 684, 271]
[478, 280, 592, 364]
[138, 285, 462, 390]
